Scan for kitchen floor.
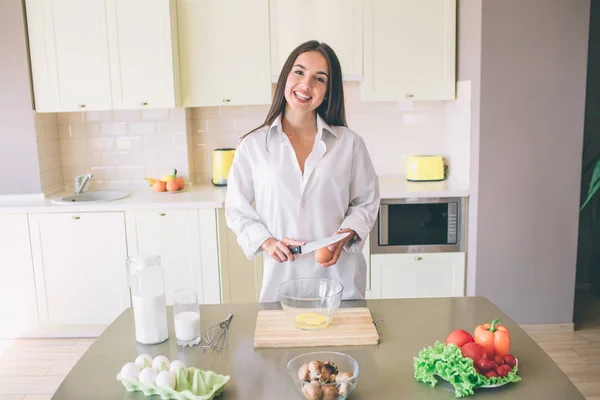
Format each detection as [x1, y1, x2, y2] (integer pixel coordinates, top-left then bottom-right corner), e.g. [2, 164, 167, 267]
[1, 304, 599, 400]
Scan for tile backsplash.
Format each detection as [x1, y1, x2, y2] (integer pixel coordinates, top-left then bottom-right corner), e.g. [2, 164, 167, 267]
[53, 108, 190, 191]
[34, 112, 63, 194]
[34, 81, 471, 194]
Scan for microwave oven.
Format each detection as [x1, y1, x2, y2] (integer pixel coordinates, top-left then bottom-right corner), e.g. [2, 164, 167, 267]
[370, 197, 467, 254]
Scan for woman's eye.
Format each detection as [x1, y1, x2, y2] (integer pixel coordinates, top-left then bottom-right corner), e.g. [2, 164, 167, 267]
[294, 70, 303, 75]
[316, 77, 325, 83]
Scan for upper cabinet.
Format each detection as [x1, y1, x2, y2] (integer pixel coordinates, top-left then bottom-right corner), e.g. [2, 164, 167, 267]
[177, 0, 272, 107]
[361, 0, 456, 102]
[24, 0, 457, 111]
[269, 0, 363, 80]
[25, 0, 180, 112]
[106, 0, 181, 110]
[26, 0, 113, 112]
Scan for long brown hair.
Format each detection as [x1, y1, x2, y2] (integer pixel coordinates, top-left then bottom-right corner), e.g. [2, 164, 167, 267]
[239, 40, 346, 143]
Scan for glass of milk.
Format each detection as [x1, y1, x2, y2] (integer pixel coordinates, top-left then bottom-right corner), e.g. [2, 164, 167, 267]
[173, 288, 201, 347]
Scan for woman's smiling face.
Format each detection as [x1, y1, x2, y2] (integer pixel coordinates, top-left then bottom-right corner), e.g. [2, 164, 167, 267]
[284, 50, 330, 114]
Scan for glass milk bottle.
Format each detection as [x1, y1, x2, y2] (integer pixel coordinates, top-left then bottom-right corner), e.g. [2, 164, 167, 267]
[127, 253, 168, 345]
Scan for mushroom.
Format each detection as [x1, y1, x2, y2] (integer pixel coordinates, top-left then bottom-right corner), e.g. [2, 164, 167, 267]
[323, 361, 339, 375]
[298, 362, 311, 381]
[335, 371, 354, 383]
[302, 381, 322, 400]
[321, 385, 338, 400]
[336, 371, 354, 396]
[308, 360, 331, 383]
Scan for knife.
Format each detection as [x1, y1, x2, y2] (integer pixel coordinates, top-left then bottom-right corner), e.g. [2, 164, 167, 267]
[288, 232, 351, 255]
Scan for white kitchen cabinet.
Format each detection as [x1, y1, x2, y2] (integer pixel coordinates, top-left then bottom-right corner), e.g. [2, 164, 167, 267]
[0, 214, 38, 339]
[177, 0, 272, 107]
[25, 0, 180, 112]
[369, 252, 465, 299]
[28, 212, 130, 326]
[106, 0, 181, 109]
[361, 0, 456, 101]
[25, 0, 113, 112]
[216, 208, 264, 303]
[269, 0, 363, 80]
[125, 209, 221, 305]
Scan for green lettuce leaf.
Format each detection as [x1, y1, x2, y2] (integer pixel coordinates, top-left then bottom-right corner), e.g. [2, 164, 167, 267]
[413, 341, 521, 398]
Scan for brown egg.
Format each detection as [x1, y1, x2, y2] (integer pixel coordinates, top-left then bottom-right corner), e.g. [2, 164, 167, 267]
[315, 247, 333, 264]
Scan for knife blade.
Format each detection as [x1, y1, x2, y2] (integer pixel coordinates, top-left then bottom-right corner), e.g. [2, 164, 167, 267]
[289, 232, 351, 255]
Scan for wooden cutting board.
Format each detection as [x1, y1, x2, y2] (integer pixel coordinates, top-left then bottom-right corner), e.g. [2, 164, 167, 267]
[253, 307, 380, 348]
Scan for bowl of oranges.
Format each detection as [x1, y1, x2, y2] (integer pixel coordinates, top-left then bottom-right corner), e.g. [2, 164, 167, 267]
[145, 169, 186, 193]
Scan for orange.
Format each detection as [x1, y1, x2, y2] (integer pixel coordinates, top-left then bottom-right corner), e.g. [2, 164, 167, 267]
[174, 177, 185, 190]
[166, 180, 179, 192]
[152, 180, 166, 192]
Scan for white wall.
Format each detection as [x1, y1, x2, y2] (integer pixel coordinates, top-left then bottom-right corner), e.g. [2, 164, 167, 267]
[0, 0, 42, 195]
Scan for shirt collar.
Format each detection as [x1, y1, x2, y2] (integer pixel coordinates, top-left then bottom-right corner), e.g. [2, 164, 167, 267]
[267, 113, 338, 139]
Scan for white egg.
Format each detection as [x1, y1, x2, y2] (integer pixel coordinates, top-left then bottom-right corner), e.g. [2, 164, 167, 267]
[135, 354, 153, 367]
[155, 370, 176, 389]
[138, 367, 159, 385]
[169, 360, 187, 374]
[151, 355, 171, 371]
[120, 362, 141, 381]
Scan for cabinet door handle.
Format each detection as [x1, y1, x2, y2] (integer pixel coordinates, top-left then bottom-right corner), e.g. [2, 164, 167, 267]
[78, 104, 86, 108]
[72, 216, 80, 220]
[158, 212, 166, 216]
[405, 94, 414, 99]
[414, 256, 423, 261]
[140, 101, 148, 106]
[222, 98, 231, 103]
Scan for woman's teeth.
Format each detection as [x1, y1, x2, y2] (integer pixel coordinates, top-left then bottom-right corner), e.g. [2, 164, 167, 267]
[295, 92, 311, 101]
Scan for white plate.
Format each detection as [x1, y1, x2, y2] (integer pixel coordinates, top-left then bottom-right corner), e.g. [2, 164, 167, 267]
[479, 358, 518, 388]
[151, 187, 188, 194]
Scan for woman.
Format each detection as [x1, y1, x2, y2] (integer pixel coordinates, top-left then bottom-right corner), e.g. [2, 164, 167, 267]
[225, 40, 380, 303]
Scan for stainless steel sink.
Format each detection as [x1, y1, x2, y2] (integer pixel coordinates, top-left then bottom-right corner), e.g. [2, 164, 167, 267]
[51, 190, 131, 204]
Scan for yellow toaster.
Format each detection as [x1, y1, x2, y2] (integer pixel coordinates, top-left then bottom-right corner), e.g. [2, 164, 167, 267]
[406, 155, 446, 182]
[212, 148, 235, 186]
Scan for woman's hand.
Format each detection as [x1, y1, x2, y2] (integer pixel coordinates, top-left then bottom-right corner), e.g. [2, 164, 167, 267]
[261, 237, 306, 263]
[321, 228, 356, 268]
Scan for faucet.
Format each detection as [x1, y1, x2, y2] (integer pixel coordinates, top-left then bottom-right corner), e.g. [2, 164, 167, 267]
[74, 173, 94, 194]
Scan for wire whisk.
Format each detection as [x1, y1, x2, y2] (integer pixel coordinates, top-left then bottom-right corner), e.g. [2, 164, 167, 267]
[201, 312, 233, 353]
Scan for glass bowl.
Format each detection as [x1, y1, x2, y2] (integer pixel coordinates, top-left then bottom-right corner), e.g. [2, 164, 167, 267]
[287, 351, 359, 400]
[277, 277, 343, 330]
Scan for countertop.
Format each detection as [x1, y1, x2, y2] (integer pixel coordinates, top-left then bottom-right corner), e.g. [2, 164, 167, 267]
[0, 185, 227, 213]
[378, 175, 469, 199]
[0, 175, 469, 214]
[51, 297, 583, 400]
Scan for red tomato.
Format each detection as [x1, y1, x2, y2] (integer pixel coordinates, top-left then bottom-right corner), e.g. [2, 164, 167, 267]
[475, 358, 492, 372]
[503, 354, 517, 368]
[485, 370, 498, 379]
[496, 364, 512, 377]
[446, 329, 475, 348]
[461, 342, 486, 362]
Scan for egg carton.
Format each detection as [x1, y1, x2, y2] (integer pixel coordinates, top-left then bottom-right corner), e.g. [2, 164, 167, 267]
[117, 360, 230, 400]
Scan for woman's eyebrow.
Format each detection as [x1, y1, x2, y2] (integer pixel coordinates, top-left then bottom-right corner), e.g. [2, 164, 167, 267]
[293, 64, 329, 78]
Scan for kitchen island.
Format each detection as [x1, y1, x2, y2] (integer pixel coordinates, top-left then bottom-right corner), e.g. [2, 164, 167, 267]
[50, 297, 584, 399]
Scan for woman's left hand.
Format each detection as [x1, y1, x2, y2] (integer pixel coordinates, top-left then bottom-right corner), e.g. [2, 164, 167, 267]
[321, 228, 356, 268]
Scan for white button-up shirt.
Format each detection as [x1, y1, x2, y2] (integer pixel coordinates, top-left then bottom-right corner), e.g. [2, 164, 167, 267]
[225, 113, 380, 303]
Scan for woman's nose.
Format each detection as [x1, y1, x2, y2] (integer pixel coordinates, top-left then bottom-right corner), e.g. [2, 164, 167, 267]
[300, 75, 312, 88]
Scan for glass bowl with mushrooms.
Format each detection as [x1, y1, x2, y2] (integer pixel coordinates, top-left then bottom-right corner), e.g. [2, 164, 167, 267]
[277, 277, 343, 330]
[286, 351, 359, 400]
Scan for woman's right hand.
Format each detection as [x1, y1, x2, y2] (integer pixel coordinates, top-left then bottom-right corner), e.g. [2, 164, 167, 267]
[261, 237, 305, 263]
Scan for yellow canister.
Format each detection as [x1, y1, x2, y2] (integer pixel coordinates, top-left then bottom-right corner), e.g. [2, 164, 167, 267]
[212, 148, 235, 186]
